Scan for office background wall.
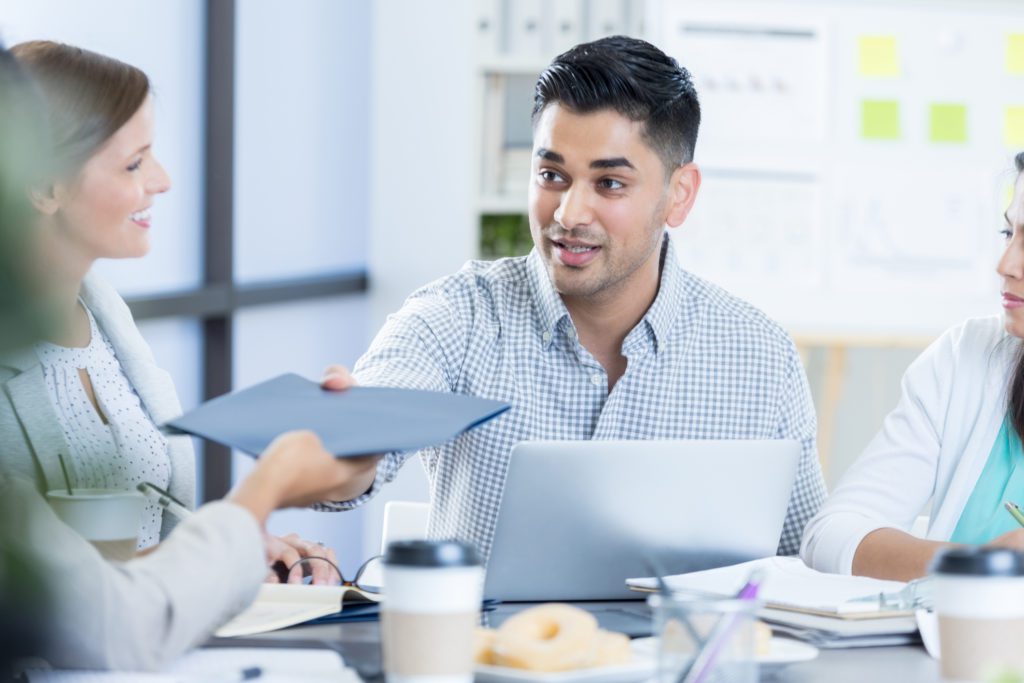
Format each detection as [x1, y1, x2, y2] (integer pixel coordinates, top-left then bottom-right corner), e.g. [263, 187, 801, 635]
[3, 0, 1022, 567]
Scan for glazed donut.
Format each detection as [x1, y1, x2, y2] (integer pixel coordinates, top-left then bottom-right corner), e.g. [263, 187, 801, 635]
[475, 627, 498, 665]
[753, 620, 773, 656]
[493, 604, 600, 671]
[591, 629, 632, 666]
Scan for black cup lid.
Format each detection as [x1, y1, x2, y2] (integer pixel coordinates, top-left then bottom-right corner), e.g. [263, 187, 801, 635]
[930, 547, 1024, 577]
[383, 540, 480, 567]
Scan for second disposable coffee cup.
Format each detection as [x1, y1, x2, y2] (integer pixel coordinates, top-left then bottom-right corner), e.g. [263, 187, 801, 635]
[931, 547, 1024, 682]
[381, 539, 483, 683]
[46, 488, 145, 561]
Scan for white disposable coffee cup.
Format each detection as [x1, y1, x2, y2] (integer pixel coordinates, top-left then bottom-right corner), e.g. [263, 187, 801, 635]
[46, 488, 145, 562]
[381, 540, 483, 683]
[931, 547, 1024, 682]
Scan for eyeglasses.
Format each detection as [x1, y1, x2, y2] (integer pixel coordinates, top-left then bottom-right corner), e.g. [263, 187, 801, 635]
[287, 554, 383, 594]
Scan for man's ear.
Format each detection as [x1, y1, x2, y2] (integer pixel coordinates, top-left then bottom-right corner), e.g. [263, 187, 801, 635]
[28, 182, 61, 216]
[664, 163, 701, 228]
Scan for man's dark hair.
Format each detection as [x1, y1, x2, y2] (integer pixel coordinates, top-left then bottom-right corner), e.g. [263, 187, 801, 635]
[532, 35, 701, 174]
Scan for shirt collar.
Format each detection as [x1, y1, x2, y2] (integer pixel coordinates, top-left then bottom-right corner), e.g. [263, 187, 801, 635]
[527, 248, 571, 348]
[527, 233, 687, 352]
[641, 234, 687, 353]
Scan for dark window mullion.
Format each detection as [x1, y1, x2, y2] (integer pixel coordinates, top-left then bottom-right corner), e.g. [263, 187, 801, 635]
[201, 0, 236, 502]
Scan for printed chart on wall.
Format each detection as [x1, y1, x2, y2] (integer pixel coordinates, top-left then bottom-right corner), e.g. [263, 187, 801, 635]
[650, 0, 1023, 336]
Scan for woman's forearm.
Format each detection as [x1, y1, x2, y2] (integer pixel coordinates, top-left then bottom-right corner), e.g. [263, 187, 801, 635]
[852, 527, 954, 581]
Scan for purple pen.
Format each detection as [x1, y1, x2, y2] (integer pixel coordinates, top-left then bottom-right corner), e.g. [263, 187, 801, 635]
[679, 567, 765, 683]
[736, 569, 765, 600]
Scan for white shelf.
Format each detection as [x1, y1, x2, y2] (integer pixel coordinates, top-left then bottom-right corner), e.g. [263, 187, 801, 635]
[477, 193, 529, 214]
[478, 57, 549, 76]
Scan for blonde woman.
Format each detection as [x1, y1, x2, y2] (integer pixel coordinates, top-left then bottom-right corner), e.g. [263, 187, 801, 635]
[0, 41, 336, 583]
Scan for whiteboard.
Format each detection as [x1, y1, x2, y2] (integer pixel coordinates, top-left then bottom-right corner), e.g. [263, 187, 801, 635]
[648, 0, 1022, 337]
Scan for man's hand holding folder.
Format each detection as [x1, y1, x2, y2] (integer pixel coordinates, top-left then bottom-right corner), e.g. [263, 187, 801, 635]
[318, 365, 380, 504]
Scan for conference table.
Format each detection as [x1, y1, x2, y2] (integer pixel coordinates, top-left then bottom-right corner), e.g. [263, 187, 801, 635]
[216, 601, 942, 682]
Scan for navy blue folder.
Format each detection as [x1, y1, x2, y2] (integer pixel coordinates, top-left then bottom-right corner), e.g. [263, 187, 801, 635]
[164, 372, 511, 458]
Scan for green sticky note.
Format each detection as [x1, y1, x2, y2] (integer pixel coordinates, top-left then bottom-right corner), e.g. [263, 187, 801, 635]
[858, 36, 900, 77]
[1006, 106, 1024, 147]
[929, 103, 968, 143]
[862, 100, 901, 140]
[1008, 34, 1024, 75]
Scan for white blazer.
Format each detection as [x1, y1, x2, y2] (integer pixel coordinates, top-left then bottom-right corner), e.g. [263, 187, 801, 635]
[801, 316, 1018, 575]
[0, 270, 195, 538]
[2, 473, 265, 670]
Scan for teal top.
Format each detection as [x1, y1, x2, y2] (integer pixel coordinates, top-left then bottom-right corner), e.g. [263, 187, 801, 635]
[950, 415, 1024, 544]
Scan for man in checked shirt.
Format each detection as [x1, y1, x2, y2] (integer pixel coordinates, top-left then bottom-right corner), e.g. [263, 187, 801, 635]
[318, 36, 827, 565]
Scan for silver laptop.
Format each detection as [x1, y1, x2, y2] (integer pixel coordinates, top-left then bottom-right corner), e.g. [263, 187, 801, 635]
[483, 439, 800, 601]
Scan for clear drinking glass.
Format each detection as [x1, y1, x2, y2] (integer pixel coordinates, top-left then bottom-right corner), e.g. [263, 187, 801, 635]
[648, 593, 759, 683]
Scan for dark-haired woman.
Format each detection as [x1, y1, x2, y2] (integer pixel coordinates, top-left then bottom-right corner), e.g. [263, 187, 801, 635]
[802, 153, 1024, 581]
[0, 41, 338, 583]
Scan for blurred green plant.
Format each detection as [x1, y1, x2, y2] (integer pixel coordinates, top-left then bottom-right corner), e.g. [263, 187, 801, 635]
[986, 668, 1024, 683]
[0, 46, 56, 675]
[480, 213, 533, 259]
[0, 51, 54, 352]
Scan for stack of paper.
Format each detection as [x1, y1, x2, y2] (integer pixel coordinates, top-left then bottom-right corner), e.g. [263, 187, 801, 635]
[627, 557, 919, 648]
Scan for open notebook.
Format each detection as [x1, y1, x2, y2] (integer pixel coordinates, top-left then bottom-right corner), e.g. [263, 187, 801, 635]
[628, 556, 920, 647]
[215, 583, 379, 638]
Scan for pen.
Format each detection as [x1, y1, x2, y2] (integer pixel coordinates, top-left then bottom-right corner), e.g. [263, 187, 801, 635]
[1005, 501, 1024, 528]
[201, 666, 263, 683]
[679, 569, 764, 683]
[138, 482, 193, 520]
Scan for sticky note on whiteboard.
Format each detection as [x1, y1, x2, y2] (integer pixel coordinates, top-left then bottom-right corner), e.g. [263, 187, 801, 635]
[858, 35, 900, 77]
[1008, 34, 1024, 75]
[1005, 106, 1024, 147]
[861, 100, 901, 140]
[929, 103, 968, 143]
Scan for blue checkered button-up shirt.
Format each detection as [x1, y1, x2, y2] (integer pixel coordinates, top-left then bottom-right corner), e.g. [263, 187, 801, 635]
[319, 236, 827, 562]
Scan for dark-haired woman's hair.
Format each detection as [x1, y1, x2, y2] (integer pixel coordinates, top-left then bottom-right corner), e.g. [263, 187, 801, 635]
[532, 35, 701, 175]
[10, 40, 149, 177]
[1008, 151, 1024, 439]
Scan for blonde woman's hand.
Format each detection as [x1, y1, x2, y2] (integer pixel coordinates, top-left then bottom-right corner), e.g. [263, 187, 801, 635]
[229, 431, 381, 524]
[263, 532, 341, 585]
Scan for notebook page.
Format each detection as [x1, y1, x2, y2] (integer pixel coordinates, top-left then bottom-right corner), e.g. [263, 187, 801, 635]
[214, 584, 344, 637]
[167, 647, 348, 677]
[26, 648, 353, 683]
[629, 556, 907, 614]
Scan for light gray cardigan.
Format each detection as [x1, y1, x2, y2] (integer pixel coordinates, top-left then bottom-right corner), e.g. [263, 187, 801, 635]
[0, 270, 195, 538]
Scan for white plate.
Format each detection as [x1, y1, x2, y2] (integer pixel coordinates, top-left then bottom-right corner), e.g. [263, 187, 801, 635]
[475, 636, 818, 683]
[758, 637, 819, 676]
[475, 638, 656, 683]
[630, 636, 818, 677]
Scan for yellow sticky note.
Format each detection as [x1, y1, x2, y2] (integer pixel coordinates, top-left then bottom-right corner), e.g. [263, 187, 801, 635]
[929, 103, 968, 143]
[1008, 34, 1024, 75]
[858, 36, 900, 77]
[1006, 106, 1024, 147]
[1006, 183, 1016, 211]
[862, 100, 901, 140]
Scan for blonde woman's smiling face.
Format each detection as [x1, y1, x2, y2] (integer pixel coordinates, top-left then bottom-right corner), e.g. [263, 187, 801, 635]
[49, 95, 170, 262]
